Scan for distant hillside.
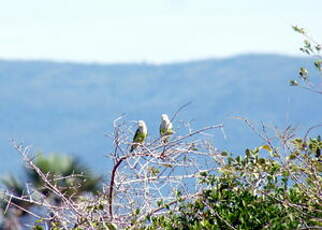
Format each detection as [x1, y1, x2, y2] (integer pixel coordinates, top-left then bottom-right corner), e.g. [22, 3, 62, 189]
[0, 54, 320, 176]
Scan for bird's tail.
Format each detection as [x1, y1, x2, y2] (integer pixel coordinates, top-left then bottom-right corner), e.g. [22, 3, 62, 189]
[130, 144, 137, 152]
[161, 135, 170, 144]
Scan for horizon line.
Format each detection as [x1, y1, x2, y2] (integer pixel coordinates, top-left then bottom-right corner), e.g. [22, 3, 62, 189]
[0, 52, 306, 66]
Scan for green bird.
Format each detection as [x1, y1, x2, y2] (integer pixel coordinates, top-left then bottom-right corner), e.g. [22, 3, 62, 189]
[130, 120, 148, 152]
[160, 114, 174, 143]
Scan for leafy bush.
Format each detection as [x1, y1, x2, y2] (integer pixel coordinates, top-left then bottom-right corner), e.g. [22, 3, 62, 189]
[141, 137, 322, 230]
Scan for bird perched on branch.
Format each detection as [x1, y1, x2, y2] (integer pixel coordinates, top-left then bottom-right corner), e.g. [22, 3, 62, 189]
[130, 120, 148, 152]
[160, 114, 174, 143]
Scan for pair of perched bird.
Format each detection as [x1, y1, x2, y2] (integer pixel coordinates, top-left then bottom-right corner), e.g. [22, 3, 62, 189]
[130, 114, 174, 152]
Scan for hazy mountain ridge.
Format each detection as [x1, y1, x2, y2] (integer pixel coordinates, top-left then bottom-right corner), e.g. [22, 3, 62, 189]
[0, 54, 320, 175]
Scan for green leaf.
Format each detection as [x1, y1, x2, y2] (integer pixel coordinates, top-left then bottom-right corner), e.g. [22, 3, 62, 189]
[314, 60, 322, 71]
[135, 208, 140, 215]
[260, 145, 272, 153]
[200, 171, 208, 177]
[221, 151, 229, 156]
[292, 25, 305, 34]
[105, 222, 117, 230]
[288, 153, 297, 160]
[245, 149, 251, 157]
[298, 67, 309, 80]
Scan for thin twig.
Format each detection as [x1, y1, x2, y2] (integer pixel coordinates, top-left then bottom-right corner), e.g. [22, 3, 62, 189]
[171, 101, 192, 122]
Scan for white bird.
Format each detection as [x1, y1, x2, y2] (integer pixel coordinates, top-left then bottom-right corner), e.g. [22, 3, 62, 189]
[130, 120, 148, 152]
[160, 114, 174, 143]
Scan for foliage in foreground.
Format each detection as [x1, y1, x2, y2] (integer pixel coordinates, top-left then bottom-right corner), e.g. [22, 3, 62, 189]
[1, 131, 321, 229]
[0, 153, 100, 230]
[142, 136, 322, 230]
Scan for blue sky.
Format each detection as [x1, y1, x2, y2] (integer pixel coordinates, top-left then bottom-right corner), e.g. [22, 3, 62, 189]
[0, 0, 321, 63]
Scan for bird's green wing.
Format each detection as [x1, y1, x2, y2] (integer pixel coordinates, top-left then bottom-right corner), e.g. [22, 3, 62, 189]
[160, 127, 174, 136]
[160, 127, 167, 136]
[133, 129, 146, 143]
[130, 128, 147, 152]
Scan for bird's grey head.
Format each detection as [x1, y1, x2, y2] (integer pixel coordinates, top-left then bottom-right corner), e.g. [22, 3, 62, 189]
[138, 120, 146, 128]
[161, 114, 169, 121]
